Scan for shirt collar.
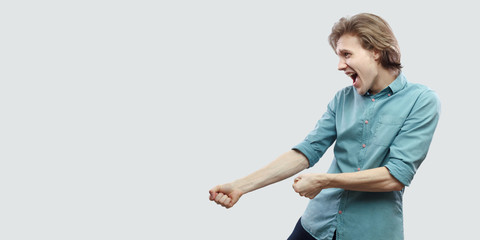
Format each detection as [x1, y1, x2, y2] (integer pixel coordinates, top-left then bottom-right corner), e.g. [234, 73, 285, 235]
[364, 72, 407, 97]
[388, 72, 407, 94]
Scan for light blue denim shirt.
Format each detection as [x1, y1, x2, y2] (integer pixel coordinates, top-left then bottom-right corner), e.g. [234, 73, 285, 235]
[293, 73, 440, 240]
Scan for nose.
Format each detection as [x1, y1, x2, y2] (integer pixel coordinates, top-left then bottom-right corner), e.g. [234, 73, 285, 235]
[337, 58, 347, 71]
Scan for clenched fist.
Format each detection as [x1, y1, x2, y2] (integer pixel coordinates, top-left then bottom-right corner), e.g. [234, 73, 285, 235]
[209, 183, 243, 209]
[292, 173, 330, 199]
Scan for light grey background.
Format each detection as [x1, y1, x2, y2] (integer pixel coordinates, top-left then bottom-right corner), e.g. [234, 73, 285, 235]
[1, 0, 478, 239]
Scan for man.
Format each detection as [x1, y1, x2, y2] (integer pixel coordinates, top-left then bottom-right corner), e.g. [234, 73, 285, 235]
[208, 13, 440, 240]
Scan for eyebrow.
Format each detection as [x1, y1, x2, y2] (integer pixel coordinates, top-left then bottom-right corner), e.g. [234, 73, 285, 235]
[336, 49, 350, 55]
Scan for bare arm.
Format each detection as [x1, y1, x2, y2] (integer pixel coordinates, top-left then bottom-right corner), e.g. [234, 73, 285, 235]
[232, 150, 309, 194]
[328, 167, 404, 191]
[209, 150, 309, 208]
[293, 167, 404, 199]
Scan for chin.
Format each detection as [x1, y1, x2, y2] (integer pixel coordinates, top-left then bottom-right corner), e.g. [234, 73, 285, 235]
[355, 88, 367, 96]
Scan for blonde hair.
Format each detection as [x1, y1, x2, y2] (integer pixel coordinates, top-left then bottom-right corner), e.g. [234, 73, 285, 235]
[329, 13, 402, 71]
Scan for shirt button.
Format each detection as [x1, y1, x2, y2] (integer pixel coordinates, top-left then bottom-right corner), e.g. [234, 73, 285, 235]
[365, 120, 368, 124]
[371, 98, 375, 102]
[338, 210, 342, 214]
[362, 144, 366, 148]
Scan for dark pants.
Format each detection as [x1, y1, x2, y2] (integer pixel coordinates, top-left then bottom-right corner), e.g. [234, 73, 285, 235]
[287, 218, 336, 240]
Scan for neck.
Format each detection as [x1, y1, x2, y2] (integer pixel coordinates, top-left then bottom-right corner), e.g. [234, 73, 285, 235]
[369, 68, 398, 95]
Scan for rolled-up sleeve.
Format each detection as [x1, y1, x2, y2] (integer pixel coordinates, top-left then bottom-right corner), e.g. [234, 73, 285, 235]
[293, 99, 338, 167]
[385, 90, 441, 186]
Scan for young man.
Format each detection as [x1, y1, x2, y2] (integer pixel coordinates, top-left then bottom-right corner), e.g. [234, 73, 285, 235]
[209, 13, 440, 240]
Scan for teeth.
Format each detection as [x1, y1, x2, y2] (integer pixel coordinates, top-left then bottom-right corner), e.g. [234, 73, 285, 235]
[346, 72, 357, 81]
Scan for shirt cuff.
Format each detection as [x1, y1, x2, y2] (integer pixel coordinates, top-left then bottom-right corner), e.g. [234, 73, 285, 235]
[384, 159, 415, 187]
[292, 141, 321, 168]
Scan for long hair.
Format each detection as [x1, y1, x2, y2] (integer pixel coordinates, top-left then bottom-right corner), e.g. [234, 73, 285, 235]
[329, 13, 402, 71]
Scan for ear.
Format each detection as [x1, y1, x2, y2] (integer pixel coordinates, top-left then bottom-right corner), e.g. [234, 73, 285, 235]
[372, 50, 381, 61]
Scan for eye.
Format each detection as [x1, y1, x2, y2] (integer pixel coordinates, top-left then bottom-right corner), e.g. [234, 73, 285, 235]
[343, 52, 351, 58]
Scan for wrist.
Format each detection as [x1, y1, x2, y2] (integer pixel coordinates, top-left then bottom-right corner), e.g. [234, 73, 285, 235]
[320, 173, 335, 189]
[230, 180, 248, 194]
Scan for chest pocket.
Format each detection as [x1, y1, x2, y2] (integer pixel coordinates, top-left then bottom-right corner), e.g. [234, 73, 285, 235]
[372, 115, 404, 147]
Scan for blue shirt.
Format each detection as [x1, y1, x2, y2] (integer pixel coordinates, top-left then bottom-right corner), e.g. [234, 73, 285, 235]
[293, 73, 440, 240]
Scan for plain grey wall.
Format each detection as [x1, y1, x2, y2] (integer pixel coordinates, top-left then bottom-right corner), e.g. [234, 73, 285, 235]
[1, 0, 478, 239]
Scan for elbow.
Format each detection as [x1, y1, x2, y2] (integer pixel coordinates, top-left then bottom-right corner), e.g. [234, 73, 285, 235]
[389, 179, 405, 192]
[383, 167, 405, 191]
[391, 183, 404, 192]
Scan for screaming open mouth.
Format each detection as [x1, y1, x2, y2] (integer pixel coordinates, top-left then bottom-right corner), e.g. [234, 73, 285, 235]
[348, 72, 358, 85]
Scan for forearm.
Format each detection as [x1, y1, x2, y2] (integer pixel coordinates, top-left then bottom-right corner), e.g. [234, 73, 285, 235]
[232, 150, 309, 194]
[327, 167, 404, 192]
